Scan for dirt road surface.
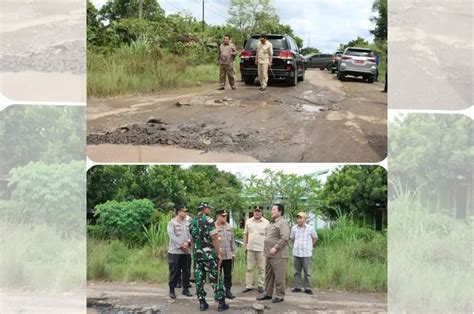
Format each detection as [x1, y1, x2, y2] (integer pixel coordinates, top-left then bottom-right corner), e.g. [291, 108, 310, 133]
[389, 0, 473, 109]
[88, 69, 387, 163]
[0, 1, 86, 102]
[87, 282, 387, 314]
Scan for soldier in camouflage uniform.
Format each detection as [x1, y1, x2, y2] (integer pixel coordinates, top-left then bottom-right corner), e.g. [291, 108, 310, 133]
[189, 202, 230, 312]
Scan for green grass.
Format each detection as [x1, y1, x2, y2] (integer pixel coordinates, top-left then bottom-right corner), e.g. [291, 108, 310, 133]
[88, 218, 387, 292]
[0, 222, 85, 291]
[88, 42, 221, 98]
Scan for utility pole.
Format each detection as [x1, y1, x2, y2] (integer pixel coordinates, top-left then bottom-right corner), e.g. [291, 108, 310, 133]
[202, 0, 205, 32]
[138, 0, 143, 19]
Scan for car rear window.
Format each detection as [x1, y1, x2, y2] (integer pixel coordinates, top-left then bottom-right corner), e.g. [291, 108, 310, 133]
[335, 52, 343, 56]
[345, 49, 373, 57]
[248, 37, 287, 50]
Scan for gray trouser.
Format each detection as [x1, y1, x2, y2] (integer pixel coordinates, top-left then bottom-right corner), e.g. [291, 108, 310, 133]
[294, 256, 312, 290]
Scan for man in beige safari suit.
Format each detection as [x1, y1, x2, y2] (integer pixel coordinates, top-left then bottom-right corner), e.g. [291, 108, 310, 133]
[218, 35, 237, 90]
[257, 204, 290, 303]
[256, 34, 273, 91]
[243, 206, 269, 294]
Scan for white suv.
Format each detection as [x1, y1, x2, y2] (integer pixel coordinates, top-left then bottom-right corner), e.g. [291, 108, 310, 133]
[337, 47, 377, 83]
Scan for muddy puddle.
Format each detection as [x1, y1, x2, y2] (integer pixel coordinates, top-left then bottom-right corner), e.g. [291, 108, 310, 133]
[88, 144, 258, 163]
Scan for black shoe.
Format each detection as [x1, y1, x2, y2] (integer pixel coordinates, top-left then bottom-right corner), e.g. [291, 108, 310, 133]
[225, 289, 235, 299]
[242, 288, 253, 293]
[199, 299, 209, 311]
[217, 87, 225, 90]
[169, 288, 176, 299]
[305, 289, 313, 295]
[257, 286, 264, 293]
[292, 288, 301, 293]
[256, 295, 272, 301]
[182, 288, 193, 297]
[217, 298, 229, 311]
[272, 298, 284, 303]
[176, 282, 182, 289]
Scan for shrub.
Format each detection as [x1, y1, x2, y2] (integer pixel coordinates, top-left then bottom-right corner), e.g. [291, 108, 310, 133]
[87, 224, 108, 240]
[233, 228, 244, 239]
[95, 199, 155, 240]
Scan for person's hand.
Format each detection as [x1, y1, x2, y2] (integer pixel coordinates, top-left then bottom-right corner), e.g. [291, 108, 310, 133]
[269, 247, 277, 256]
[269, 62, 272, 67]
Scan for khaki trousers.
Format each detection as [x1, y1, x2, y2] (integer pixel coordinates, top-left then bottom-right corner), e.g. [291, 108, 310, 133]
[245, 250, 265, 289]
[257, 63, 269, 88]
[264, 257, 287, 298]
[219, 64, 235, 87]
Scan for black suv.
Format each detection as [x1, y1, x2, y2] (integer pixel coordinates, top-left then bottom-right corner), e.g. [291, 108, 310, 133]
[240, 34, 306, 86]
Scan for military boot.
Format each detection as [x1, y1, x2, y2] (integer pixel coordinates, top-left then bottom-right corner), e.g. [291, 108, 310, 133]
[169, 287, 176, 299]
[217, 298, 229, 311]
[199, 299, 209, 311]
[225, 288, 235, 299]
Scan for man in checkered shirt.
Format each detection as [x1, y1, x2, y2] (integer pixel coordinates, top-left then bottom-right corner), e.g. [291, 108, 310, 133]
[290, 212, 318, 295]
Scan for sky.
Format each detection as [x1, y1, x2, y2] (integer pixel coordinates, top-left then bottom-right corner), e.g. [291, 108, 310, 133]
[179, 163, 339, 181]
[91, 0, 376, 52]
[217, 163, 339, 183]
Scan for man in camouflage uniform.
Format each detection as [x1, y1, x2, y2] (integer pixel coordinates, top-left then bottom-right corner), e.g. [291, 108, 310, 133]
[190, 202, 230, 312]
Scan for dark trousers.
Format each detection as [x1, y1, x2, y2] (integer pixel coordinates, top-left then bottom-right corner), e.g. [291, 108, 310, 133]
[219, 259, 233, 289]
[168, 253, 190, 289]
[177, 255, 192, 287]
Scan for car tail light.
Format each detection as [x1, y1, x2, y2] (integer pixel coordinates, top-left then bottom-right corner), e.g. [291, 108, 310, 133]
[341, 56, 352, 60]
[367, 58, 376, 63]
[279, 50, 294, 59]
[241, 50, 252, 58]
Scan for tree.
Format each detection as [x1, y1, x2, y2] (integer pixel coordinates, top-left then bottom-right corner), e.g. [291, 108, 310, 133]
[338, 36, 370, 51]
[228, 0, 275, 36]
[371, 0, 387, 41]
[242, 169, 321, 219]
[301, 47, 320, 55]
[7, 161, 85, 233]
[389, 114, 473, 189]
[100, 0, 164, 22]
[0, 106, 84, 175]
[87, 165, 244, 216]
[319, 166, 387, 220]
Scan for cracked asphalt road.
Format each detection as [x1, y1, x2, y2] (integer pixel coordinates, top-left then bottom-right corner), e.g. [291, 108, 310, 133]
[87, 69, 387, 163]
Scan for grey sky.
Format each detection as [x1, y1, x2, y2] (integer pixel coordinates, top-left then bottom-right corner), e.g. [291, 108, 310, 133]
[91, 0, 376, 52]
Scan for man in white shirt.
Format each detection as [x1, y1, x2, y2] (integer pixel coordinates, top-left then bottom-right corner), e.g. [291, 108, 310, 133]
[290, 212, 318, 295]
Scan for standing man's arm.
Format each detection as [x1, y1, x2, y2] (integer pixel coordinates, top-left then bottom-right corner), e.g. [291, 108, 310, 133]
[230, 227, 236, 259]
[289, 226, 295, 243]
[268, 43, 273, 66]
[312, 229, 318, 246]
[243, 220, 249, 251]
[168, 221, 184, 249]
[270, 222, 290, 255]
[217, 44, 221, 63]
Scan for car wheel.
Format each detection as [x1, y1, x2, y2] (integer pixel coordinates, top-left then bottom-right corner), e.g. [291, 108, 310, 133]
[331, 69, 336, 74]
[243, 76, 255, 85]
[367, 75, 375, 83]
[289, 67, 298, 86]
[319, 67, 325, 70]
[299, 67, 305, 82]
[337, 72, 345, 81]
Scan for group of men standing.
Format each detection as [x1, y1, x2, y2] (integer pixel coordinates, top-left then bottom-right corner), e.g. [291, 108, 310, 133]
[218, 34, 273, 91]
[167, 202, 318, 312]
